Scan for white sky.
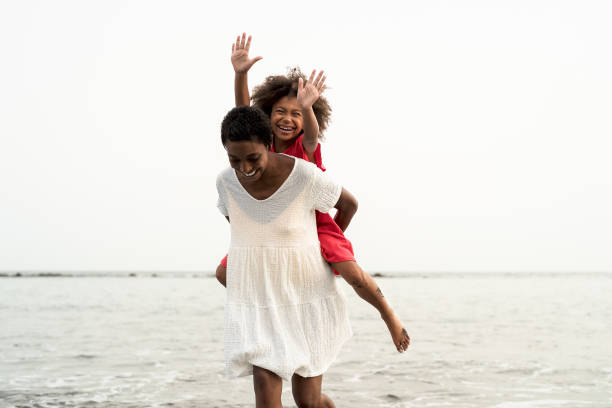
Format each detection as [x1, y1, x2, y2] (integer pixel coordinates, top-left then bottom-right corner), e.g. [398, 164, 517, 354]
[1, 0, 611, 273]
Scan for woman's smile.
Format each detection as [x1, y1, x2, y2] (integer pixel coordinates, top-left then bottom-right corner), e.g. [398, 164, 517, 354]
[238, 168, 259, 178]
[225, 140, 269, 183]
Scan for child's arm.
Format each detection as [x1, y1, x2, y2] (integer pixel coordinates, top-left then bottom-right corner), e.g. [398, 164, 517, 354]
[333, 188, 358, 232]
[231, 33, 262, 107]
[297, 70, 327, 154]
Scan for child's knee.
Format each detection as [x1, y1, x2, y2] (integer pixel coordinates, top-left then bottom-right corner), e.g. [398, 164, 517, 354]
[215, 264, 227, 286]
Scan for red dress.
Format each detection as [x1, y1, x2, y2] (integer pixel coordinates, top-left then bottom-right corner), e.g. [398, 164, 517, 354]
[219, 134, 355, 268]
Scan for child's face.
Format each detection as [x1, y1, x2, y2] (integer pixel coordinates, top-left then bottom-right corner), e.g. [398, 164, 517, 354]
[225, 140, 269, 183]
[270, 96, 303, 143]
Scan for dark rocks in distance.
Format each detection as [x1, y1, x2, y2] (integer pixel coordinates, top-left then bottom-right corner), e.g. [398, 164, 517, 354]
[7, 272, 68, 278]
[0, 271, 233, 278]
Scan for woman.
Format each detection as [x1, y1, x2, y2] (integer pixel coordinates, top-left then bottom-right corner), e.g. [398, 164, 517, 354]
[216, 106, 408, 407]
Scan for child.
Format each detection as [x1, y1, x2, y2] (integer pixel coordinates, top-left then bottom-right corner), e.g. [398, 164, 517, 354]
[217, 33, 410, 354]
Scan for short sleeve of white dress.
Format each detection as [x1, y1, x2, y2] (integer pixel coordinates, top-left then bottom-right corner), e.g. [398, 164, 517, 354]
[216, 173, 229, 217]
[310, 165, 342, 213]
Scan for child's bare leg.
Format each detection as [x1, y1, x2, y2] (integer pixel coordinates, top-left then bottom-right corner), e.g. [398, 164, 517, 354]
[215, 264, 226, 287]
[291, 373, 335, 408]
[253, 366, 283, 408]
[331, 260, 410, 352]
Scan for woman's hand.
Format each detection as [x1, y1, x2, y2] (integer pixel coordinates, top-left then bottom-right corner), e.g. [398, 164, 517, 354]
[297, 70, 327, 110]
[231, 33, 262, 74]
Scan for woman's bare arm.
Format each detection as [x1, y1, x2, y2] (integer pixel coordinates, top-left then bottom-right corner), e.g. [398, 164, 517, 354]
[333, 187, 358, 232]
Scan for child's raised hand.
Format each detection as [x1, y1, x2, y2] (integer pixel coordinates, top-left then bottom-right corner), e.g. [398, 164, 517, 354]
[297, 70, 327, 110]
[231, 33, 262, 74]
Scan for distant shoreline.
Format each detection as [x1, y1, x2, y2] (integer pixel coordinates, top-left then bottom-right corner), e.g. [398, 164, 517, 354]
[0, 271, 213, 279]
[1, 271, 610, 279]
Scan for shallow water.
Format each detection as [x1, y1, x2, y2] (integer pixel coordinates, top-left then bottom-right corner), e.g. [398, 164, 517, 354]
[1, 273, 611, 407]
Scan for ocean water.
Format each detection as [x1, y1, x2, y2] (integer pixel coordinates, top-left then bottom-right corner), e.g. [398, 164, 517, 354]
[1, 273, 611, 407]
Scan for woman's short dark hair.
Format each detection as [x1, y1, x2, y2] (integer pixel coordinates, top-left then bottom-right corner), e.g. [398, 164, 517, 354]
[251, 67, 331, 138]
[221, 106, 272, 148]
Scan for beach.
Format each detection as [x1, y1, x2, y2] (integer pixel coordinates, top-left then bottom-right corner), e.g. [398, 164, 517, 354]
[1, 273, 611, 407]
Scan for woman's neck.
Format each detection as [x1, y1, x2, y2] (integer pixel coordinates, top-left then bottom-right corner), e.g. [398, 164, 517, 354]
[249, 152, 286, 187]
[258, 152, 280, 184]
[237, 152, 294, 200]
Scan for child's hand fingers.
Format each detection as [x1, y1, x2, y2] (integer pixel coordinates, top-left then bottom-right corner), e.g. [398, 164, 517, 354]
[315, 70, 324, 86]
[298, 77, 304, 91]
[239, 32, 247, 49]
[248, 56, 263, 69]
[245, 35, 253, 51]
[318, 75, 327, 90]
[308, 69, 316, 85]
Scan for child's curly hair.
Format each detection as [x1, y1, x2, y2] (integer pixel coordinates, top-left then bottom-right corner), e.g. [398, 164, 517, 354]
[251, 67, 331, 138]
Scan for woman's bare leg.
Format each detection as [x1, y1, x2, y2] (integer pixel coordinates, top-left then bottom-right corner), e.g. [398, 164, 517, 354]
[331, 260, 410, 352]
[291, 373, 335, 408]
[253, 366, 283, 408]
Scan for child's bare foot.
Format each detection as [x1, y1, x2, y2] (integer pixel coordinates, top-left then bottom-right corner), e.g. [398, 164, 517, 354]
[382, 313, 410, 352]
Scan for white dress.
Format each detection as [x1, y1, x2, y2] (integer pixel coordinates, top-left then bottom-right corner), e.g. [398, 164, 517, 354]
[216, 156, 353, 381]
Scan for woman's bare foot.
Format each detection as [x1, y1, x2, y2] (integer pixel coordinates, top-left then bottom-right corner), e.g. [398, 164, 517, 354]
[382, 312, 410, 352]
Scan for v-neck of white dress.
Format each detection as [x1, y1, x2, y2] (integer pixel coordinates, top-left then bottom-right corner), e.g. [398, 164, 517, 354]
[231, 155, 297, 203]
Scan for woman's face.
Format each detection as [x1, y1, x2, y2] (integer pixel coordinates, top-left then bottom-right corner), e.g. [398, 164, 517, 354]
[225, 140, 269, 183]
[269, 96, 303, 143]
